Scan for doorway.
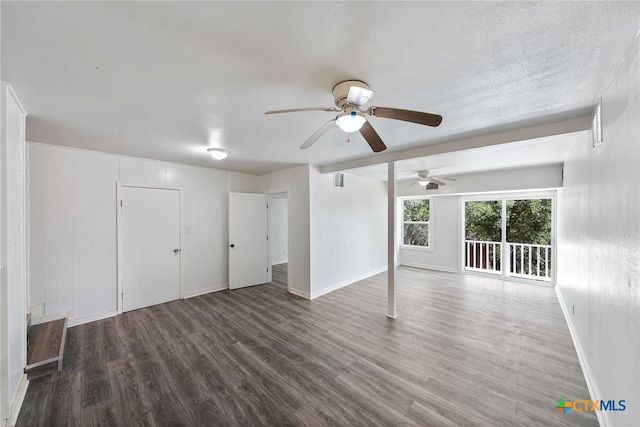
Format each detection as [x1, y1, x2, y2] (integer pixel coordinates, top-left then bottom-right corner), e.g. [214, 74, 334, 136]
[268, 192, 289, 290]
[227, 190, 291, 292]
[119, 186, 181, 312]
[463, 194, 555, 283]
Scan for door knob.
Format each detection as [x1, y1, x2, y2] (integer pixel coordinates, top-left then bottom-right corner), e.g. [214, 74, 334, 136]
[230, 244, 235, 248]
[173, 248, 180, 254]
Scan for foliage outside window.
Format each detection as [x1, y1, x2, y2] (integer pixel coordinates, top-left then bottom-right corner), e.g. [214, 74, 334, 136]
[465, 199, 551, 245]
[464, 198, 552, 278]
[465, 200, 502, 242]
[403, 198, 430, 247]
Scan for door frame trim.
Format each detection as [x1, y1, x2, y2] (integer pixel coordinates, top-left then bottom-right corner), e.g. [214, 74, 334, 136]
[265, 187, 291, 292]
[116, 184, 182, 314]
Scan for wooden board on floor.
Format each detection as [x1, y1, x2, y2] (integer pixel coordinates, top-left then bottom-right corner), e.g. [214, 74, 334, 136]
[26, 318, 67, 369]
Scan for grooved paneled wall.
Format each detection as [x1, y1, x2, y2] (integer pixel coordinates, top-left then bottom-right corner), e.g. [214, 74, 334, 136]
[27, 143, 257, 324]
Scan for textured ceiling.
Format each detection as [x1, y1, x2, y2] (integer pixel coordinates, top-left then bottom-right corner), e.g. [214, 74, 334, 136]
[1, 2, 638, 176]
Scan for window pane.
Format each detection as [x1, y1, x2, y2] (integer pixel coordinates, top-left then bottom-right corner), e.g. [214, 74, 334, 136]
[403, 199, 429, 222]
[403, 223, 429, 246]
[465, 200, 501, 242]
[506, 199, 552, 245]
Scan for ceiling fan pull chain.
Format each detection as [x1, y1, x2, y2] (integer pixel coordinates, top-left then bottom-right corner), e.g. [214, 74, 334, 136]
[346, 134, 351, 143]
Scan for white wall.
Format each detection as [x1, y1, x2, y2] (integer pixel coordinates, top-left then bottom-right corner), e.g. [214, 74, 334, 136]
[28, 145, 119, 319]
[27, 143, 257, 323]
[0, 83, 27, 426]
[142, 160, 232, 298]
[269, 196, 288, 265]
[397, 163, 564, 197]
[258, 165, 311, 298]
[229, 171, 259, 193]
[557, 35, 639, 427]
[399, 196, 459, 272]
[309, 167, 387, 299]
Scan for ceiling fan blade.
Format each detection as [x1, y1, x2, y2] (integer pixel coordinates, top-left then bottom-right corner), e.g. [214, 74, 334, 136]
[300, 119, 336, 149]
[428, 178, 447, 186]
[368, 106, 442, 127]
[359, 121, 387, 153]
[265, 107, 340, 115]
[347, 85, 375, 106]
[409, 181, 418, 186]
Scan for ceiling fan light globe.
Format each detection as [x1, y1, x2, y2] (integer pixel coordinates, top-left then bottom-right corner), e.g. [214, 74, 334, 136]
[418, 179, 430, 186]
[207, 148, 230, 160]
[336, 112, 366, 133]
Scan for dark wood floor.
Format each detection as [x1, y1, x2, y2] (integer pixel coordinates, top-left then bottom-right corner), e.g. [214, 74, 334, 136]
[17, 264, 597, 426]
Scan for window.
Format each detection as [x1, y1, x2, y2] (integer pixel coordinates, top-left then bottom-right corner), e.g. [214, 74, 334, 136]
[402, 198, 430, 247]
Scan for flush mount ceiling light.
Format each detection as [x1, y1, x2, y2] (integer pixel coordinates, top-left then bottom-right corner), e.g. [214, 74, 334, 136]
[207, 148, 229, 160]
[335, 110, 366, 133]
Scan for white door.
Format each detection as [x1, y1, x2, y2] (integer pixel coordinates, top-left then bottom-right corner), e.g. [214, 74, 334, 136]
[229, 192, 269, 289]
[121, 186, 181, 311]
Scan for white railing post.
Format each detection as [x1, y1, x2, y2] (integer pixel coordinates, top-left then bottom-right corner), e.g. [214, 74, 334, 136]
[465, 239, 551, 282]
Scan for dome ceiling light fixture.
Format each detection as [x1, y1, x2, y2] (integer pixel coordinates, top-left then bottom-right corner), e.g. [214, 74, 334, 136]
[335, 109, 366, 133]
[207, 147, 230, 160]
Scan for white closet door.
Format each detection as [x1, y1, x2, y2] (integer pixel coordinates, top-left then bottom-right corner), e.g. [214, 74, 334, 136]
[121, 186, 180, 312]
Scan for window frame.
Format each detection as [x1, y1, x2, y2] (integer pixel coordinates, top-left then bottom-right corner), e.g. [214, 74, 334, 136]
[400, 196, 431, 250]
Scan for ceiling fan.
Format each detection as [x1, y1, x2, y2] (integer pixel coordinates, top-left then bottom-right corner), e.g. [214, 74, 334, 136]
[265, 80, 442, 153]
[409, 170, 456, 189]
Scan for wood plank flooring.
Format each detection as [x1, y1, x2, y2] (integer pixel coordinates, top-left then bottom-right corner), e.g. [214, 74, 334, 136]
[17, 265, 597, 426]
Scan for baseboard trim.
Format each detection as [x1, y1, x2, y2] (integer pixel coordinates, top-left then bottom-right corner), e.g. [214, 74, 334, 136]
[9, 374, 28, 426]
[32, 310, 75, 326]
[399, 262, 458, 274]
[310, 267, 387, 300]
[288, 288, 310, 299]
[555, 285, 607, 427]
[69, 310, 118, 327]
[184, 284, 228, 298]
[27, 303, 44, 319]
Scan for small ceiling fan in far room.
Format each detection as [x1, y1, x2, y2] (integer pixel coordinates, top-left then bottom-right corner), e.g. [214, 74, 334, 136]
[264, 80, 443, 153]
[409, 170, 456, 189]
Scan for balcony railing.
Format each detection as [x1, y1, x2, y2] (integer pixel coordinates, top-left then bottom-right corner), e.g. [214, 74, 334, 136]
[465, 240, 552, 282]
[465, 240, 502, 273]
[507, 243, 552, 281]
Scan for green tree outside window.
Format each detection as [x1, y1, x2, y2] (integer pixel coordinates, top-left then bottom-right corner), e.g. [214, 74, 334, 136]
[403, 199, 430, 247]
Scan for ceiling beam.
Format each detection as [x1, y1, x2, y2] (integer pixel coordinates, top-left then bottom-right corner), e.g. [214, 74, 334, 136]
[320, 113, 591, 174]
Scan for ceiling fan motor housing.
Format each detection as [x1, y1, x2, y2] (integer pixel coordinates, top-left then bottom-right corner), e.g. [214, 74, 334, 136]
[332, 80, 371, 109]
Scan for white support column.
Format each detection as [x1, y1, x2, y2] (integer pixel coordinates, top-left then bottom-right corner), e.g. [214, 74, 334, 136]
[387, 161, 398, 319]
